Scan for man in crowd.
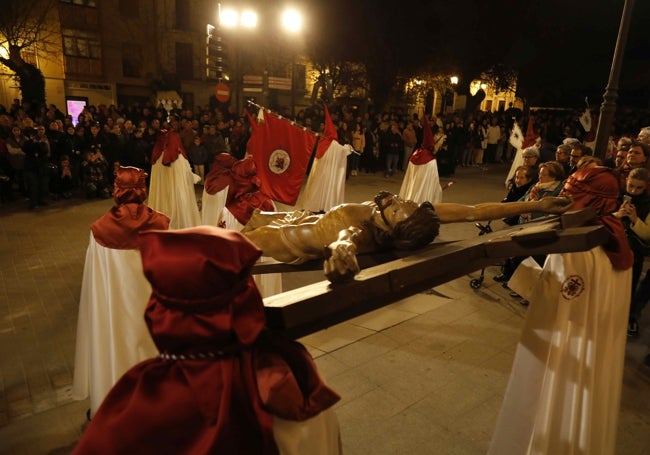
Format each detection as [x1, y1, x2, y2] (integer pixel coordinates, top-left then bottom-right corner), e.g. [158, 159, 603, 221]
[569, 142, 592, 174]
[555, 143, 573, 176]
[637, 126, 650, 145]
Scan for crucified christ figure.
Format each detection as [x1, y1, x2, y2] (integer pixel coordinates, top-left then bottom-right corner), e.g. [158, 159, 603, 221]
[242, 191, 573, 282]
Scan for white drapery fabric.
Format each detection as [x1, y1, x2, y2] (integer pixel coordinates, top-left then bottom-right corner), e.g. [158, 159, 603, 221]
[489, 248, 631, 455]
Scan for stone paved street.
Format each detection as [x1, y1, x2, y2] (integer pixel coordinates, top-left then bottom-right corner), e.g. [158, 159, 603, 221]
[1, 163, 649, 454]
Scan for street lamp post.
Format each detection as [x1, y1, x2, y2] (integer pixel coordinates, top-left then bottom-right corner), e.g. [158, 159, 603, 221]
[594, 0, 635, 159]
[206, 24, 215, 79]
[441, 76, 458, 116]
[216, 4, 258, 115]
[208, 5, 303, 117]
[281, 9, 303, 118]
[441, 90, 448, 116]
[449, 76, 458, 113]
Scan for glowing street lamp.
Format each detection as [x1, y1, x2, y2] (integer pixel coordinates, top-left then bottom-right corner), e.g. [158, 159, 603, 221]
[219, 8, 238, 27]
[220, 8, 258, 29]
[209, 5, 304, 117]
[282, 9, 303, 33]
[212, 4, 259, 114]
[240, 10, 258, 28]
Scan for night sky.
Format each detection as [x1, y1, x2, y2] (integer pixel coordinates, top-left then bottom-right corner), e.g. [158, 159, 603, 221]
[300, 0, 650, 107]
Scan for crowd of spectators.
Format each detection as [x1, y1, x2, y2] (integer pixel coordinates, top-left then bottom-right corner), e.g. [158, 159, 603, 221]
[485, 117, 650, 339]
[1, 98, 650, 209]
[1, 97, 650, 349]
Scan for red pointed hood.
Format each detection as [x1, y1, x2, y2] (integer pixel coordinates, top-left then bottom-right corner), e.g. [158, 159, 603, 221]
[409, 115, 436, 165]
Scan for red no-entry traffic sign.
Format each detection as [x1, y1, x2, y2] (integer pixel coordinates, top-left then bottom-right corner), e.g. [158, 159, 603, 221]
[214, 83, 231, 103]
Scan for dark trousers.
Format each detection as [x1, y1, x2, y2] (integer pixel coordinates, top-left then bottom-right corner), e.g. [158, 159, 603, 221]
[385, 153, 399, 175]
[500, 254, 547, 280]
[485, 143, 498, 163]
[631, 268, 650, 320]
[24, 170, 50, 207]
[631, 249, 645, 297]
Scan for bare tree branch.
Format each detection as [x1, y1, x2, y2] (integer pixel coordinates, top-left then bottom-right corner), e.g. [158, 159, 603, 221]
[0, 0, 58, 111]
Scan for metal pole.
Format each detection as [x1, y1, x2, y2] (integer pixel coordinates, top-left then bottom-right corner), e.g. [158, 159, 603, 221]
[594, 0, 635, 159]
[290, 55, 295, 119]
[206, 24, 214, 79]
[235, 38, 240, 116]
[441, 90, 447, 116]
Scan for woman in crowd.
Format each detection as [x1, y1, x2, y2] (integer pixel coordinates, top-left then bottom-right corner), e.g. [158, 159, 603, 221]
[501, 165, 536, 226]
[494, 161, 566, 295]
[517, 160, 566, 224]
[614, 167, 650, 337]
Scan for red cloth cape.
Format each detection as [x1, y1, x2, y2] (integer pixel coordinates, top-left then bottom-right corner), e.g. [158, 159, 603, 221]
[72, 227, 339, 454]
[91, 166, 170, 249]
[151, 129, 188, 165]
[562, 166, 633, 270]
[91, 205, 170, 249]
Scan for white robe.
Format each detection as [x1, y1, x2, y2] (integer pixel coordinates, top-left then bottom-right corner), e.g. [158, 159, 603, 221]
[201, 183, 282, 298]
[488, 248, 631, 455]
[201, 185, 229, 227]
[273, 410, 341, 455]
[72, 234, 158, 416]
[220, 209, 283, 298]
[297, 141, 351, 212]
[399, 159, 443, 204]
[148, 154, 201, 229]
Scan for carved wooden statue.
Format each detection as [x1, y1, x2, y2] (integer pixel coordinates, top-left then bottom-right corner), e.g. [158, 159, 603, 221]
[243, 191, 573, 283]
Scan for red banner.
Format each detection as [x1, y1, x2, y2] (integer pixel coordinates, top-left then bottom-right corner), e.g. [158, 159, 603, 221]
[248, 111, 316, 205]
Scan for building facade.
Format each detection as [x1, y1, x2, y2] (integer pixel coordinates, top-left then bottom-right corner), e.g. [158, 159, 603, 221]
[0, 0, 311, 118]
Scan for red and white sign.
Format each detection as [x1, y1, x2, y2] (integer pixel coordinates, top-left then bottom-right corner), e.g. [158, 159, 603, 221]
[214, 83, 231, 102]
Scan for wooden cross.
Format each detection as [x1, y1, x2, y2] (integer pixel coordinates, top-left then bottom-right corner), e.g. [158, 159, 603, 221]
[259, 208, 606, 339]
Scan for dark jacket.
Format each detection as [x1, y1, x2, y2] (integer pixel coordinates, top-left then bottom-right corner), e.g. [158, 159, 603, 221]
[502, 180, 535, 226]
[23, 138, 50, 175]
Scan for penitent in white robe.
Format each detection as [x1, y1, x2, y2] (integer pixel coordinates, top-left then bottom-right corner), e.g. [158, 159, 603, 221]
[399, 159, 443, 204]
[220, 209, 283, 298]
[201, 178, 281, 298]
[148, 154, 201, 229]
[72, 234, 158, 416]
[488, 248, 631, 455]
[297, 141, 352, 212]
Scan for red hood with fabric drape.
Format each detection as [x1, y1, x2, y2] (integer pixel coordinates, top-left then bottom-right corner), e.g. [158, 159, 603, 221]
[151, 129, 188, 165]
[91, 166, 170, 249]
[204, 154, 274, 225]
[227, 157, 274, 225]
[562, 166, 633, 270]
[204, 153, 238, 195]
[72, 227, 340, 455]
